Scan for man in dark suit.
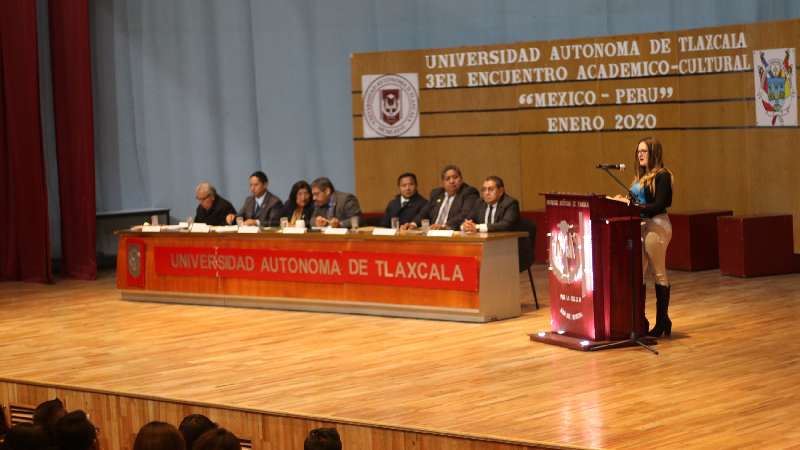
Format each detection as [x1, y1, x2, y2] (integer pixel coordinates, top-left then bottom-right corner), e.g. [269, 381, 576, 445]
[225, 171, 283, 227]
[405, 165, 479, 230]
[194, 181, 236, 226]
[311, 177, 362, 228]
[462, 175, 520, 232]
[380, 172, 427, 228]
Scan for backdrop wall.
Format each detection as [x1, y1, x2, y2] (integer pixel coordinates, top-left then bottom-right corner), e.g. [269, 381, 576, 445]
[87, 0, 800, 224]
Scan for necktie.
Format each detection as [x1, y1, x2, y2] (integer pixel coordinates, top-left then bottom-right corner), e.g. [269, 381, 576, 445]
[489, 205, 495, 224]
[435, 195, 452, 225]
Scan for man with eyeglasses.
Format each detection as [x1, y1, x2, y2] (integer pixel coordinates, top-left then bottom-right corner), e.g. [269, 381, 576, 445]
[194, 181, 236, 226]
[461, 175, 519, 232]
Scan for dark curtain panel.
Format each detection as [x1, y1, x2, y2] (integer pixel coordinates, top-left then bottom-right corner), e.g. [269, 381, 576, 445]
[0, 0, 53, 282]
[48, 0, 97, 279]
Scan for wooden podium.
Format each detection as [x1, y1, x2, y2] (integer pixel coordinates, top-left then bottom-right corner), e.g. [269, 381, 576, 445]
[530, 193, 653, 351]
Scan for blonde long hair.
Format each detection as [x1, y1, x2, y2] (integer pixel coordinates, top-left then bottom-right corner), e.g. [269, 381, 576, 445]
[633, 137, 673, 194]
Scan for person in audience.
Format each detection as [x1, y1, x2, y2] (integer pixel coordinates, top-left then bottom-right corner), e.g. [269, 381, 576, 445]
[133, 422, 185, 450]
[225, 171, 283, 227]
[379, 172, 427, 228]
[303, 428, 341, 450]
[33, 398, 67, 446]
[191, 428, 239, 450]
[282, 180, 315, 227]
[178, 415, 217, 450]
[0, 424, 48, 450]
[54, 411, 97, 450]
[461, 176, 519, 232]
[310, 177, 361, 228]
[194, 182, 236, 226]
[404, 165, 479, 230]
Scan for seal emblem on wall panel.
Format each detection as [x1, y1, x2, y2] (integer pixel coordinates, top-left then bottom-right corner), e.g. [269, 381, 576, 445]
[362, 73, 420, 138]
[753, 48, 797, 126]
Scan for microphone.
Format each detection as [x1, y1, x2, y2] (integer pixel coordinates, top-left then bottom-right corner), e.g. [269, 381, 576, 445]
[596, 163, 626, 170]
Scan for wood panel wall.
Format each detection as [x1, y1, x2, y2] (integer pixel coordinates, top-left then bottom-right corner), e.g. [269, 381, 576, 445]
[0, 380, 574, 450]
[352, 19, 800, 251]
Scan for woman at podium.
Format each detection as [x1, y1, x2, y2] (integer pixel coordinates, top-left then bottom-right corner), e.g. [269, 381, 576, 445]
[630, 137, 674, 338]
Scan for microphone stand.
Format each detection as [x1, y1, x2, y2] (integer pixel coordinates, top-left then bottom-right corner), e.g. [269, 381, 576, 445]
[593, 165, 658, 355]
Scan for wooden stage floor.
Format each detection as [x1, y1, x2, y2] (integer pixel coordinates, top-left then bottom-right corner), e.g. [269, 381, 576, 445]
[1, 267, 799, 449]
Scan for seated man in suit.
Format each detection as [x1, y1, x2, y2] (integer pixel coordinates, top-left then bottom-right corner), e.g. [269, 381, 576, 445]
[404, 164, 479, 230]
[462, 175, 520, 232]
[380, 172, 427, 228]
[194, 181, 236, 226]
[225, 170, 283, 227]
[311, 177, 362, 228]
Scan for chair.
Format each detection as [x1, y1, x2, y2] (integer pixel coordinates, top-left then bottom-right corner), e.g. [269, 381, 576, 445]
[517, 218, 539, 309]
[7, 404, 35, 426]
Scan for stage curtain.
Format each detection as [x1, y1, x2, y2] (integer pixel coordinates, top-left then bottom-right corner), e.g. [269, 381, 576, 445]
[48, 0, 97, 280]
[0, 0, 53, 283]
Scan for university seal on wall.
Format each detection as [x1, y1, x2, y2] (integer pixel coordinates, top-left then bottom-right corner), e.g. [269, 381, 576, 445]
[753, 48, 797, 126]
[362, 73, 420, 138]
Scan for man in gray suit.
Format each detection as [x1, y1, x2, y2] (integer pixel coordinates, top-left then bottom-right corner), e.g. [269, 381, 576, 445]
[311, 177, 362, 228]
[461, 175, 520, 232]
[225, 171, 284, 227]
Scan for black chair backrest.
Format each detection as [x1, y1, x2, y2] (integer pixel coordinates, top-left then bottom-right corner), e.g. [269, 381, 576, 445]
[517, 218, 537, 272]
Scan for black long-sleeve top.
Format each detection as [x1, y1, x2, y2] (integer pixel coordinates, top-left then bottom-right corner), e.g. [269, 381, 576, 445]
[639, 171, 672, 218]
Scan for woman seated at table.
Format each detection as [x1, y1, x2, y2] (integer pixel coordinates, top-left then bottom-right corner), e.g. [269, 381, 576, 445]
[283, 180, 314, 227]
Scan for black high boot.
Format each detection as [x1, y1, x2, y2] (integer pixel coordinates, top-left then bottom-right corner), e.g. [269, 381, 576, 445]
[649, 284, 672, 337]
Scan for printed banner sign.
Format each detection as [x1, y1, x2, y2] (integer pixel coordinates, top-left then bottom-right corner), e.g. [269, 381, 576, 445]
[154, 246, 479, 292]
[753, 47, 797, 126]
[361, 73, 420, 138]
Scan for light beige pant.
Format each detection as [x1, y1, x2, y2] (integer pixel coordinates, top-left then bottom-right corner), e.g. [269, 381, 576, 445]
[642, 213, 672, 286]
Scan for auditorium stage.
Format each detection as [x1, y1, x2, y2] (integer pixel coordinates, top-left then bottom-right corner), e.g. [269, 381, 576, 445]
[1, 267, 799, 449]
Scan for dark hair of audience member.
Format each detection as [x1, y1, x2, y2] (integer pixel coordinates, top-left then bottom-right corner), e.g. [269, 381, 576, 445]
[191, 428, 239, 450]
[178, 415, 217, 450]
[304, 428, 341, 450]
[0, 423, 48, 450]
[33, 398, 66, 444]
[133, 421, 185, 450]
[54, 410, 97, 450]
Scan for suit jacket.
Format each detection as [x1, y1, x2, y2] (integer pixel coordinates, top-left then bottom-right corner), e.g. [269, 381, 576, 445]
[467, 194, 520, 232]
[238, 191, 284, 227]
[311, 191, 362, 228]
[380, 193, 427, 228]
[194, 195, 236, 226]
[416, 183, 480, 229]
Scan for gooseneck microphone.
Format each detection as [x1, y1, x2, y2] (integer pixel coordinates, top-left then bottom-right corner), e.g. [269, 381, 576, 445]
[596, 163, 626, 170]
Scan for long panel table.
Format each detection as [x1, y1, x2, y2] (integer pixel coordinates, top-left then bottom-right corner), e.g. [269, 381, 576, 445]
[116, 230, 525, 322]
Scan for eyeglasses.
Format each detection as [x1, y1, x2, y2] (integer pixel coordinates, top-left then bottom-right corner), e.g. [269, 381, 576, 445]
[637, 149, 649, 154]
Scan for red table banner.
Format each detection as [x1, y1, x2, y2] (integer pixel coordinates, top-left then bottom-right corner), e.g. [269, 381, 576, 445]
[153, 246, 480, 292]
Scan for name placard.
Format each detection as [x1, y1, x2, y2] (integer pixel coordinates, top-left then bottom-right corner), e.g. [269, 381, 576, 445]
[323, 227, 349, 235]
[237, 226, 260, 234]
[282, 227, 307, 234]
[427, 230, 455, 238]
[372, 228, 398, 236]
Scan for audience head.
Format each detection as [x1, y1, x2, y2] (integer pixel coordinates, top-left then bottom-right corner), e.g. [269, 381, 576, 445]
[0, 424, 48, 450]
[396, 172, 418, 199]
[440, 165, 463, 195]
[195, 182, 217, 210]
[248, 171, 269, 197]
[311, 177, 335, 207]
[481, 176, 505, 204]
[178, 415, 217, 450]
[33, 398, 67, 442]
[288, 180, 312, 210]
[303, 428, 341, 450]
[133, 422, 185, 450]
[54, 410, 97, 450]
[191, 428, 239, 450]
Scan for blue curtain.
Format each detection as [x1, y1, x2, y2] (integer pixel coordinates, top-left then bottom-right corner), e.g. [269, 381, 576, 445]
[89, 0, 800, 220]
